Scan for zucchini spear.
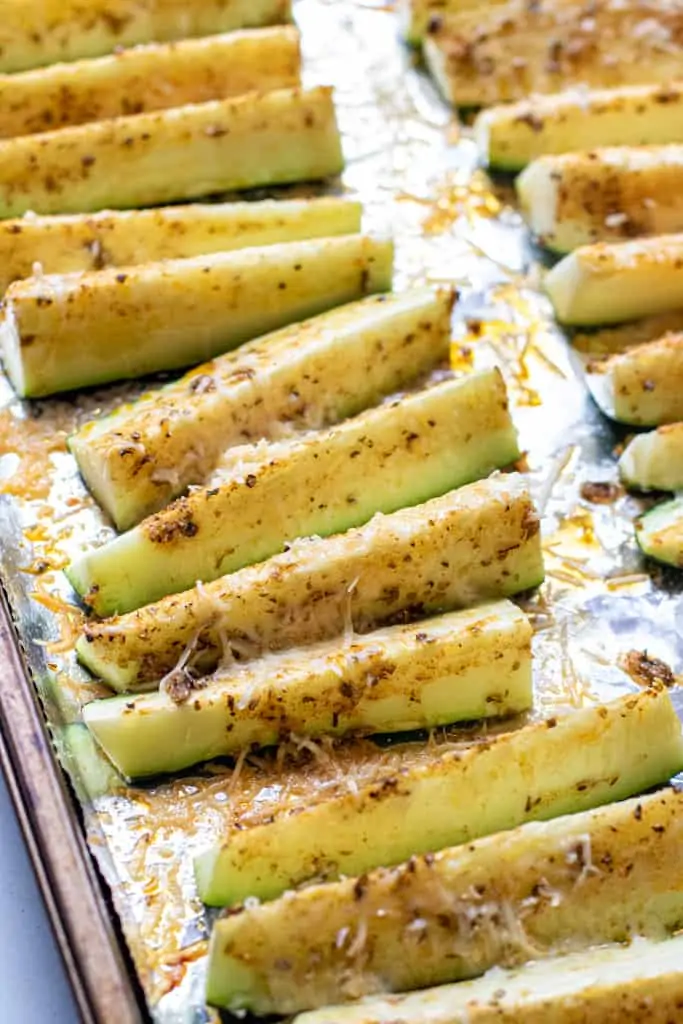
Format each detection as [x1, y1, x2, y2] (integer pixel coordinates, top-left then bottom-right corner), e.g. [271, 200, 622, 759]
[76, 475, 543, 692]
[195, 687, 683, 907]
[424, 0, 683, 108]
[210, 789, 683, 1015]
[83, 601, 533, 779]
[0, 28, 301, 138]
[295, 935, 683, 1024]
[0, 197, 362, 294]
[0, 0, 291, 74]
[67, 369, 519, 615]
[475, 81, 683, 173]
[586, 334, 683, 426]
[545, 235, 683, 326]
[620, 424, 683, 491]
[206, 782, 683, 1014]
[636, 498, 683, 568]
[69, 287, 453, 531]
[1, 234, 393, 397]
[0, 85, 343, 219]
[518, 146, 683, 253]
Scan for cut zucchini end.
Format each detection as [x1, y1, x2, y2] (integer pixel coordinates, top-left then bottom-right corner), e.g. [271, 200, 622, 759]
[515, 160, 561, 248]
[619, 424, 683, 492]
[618, 435, 648, 490]
[195, 847, 226, 907]
[75, 634, 132, 694]
[584, 365, 619, 423]
[636, 498, 683, 568]
[68, 433, 130, 530]
[543, 253, 583, 325]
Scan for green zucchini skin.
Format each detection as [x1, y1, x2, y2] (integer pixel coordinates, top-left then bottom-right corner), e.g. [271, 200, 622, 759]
[195, 687, 683, 909]
[67, 368, 519, 616]
[75, 474, 544, 692]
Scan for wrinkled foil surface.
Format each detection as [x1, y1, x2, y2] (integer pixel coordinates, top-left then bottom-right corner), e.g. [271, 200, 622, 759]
[1, 2, 682, 1021]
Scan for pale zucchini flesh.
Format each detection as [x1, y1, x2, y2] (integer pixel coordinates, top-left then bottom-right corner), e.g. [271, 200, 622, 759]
[83, 601, 533, 779]
[194, 687, 682, 907]
[68, 369, 519, 615]
[0, 0, 291, 74]
[69, 287, 453, 531]
[206, 781, 683, 1014]
[0, 85, 343, 218]
[518, 146, 683, 254]
[294, 936, 683, 1024]
[619, 424, 683, 491]
[0, 28, 301, 139]
[636, 498, 683, 568]
[424, 0, 683, 108]
[544, 235, 683, 327]
[76, 475, 544, 691]
[1, 234, 392, 397]
[586, 334, 683, 427]
[0, 197, 362, 294]
[476, 81, 683, 172]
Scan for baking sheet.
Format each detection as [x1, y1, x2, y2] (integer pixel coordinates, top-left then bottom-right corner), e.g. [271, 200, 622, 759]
[0, 1, 682, 1021]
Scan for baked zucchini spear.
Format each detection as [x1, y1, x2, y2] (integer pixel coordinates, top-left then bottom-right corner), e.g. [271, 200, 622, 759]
[475, 81, 683, 172]
[0, 0, 291, 74]
[0, 197, 362, 294]
[294, 935, 683, 1024]
[636, 498, 683, 567]
[620, 424, 683, 491]
[206, 782, 683, 1014]
[586, 334, 683, 426]
[424, 0, 683, 108]
[0, 28, 301, 139]
[1, 234, 393, 397]
[0, 85, 343, 218]
[195, 687, 683, 907]
[69, 287, 453, 531]
[76, 475, 544, 692]
[544, 235, 683, 326]
[83, 601, 533, 779]
[518, 146, 683, 253]
[67, 369, 519, 615]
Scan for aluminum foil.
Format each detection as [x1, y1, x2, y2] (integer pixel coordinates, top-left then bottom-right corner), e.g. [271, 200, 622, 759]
[1, 2, 682, 1021]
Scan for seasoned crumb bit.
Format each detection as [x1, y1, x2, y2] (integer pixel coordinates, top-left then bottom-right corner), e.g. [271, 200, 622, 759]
[619, 649, 676, 689]
[580, 480, 621, 505]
